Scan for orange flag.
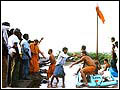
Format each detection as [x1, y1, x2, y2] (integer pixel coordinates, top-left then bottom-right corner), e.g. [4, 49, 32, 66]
[96, 6, 105, 24]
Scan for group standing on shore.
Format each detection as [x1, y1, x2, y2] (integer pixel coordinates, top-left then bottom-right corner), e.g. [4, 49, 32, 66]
[2, 22, 46, 88]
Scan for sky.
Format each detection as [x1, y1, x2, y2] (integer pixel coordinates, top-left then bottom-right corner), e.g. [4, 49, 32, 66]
[1, 1, 119, 56]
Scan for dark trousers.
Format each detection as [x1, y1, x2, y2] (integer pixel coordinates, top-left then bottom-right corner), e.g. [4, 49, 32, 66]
[22, 59, 30, 78]
[7, 55, 11, 86]
[2, 56, 8, 88]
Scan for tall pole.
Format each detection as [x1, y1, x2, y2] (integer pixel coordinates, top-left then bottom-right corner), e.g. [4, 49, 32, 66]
[96, 13, 98, 60]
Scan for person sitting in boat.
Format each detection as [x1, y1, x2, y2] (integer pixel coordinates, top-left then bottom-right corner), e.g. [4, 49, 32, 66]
[72, 45, 88, 75]
[70, 51, 96, 86]
[99, 59, 110, 75]
[103, 59, 110, 71]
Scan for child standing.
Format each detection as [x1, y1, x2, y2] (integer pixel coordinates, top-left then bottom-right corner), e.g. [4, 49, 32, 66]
[47, 49, 56, 87]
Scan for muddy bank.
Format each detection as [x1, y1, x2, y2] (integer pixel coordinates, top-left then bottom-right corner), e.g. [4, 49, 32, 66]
[10, 59, 50, 88]
[9, 60, 118, 88]
[11, 70, 47, 88]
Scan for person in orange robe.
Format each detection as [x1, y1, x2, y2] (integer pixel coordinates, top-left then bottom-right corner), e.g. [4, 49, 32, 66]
[70, 51, 96, 86]
[30, 39, 46, 74]
[47, 49, 56, 87]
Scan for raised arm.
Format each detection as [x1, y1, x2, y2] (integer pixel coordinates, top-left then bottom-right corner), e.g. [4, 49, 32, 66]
[39, 37, 44, 44]
[72, 53, 81, 58]
[39, 49, 46, 59]
[69, 56, 85, 68]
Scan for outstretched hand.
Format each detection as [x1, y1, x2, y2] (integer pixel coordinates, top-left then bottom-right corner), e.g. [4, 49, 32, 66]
[69, 64, 73, 68]
[41, 37, 44, 41]
[39, 37, 44, 43]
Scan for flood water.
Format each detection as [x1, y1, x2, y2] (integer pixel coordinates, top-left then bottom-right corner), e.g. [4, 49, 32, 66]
[39, 62, 118, 89]
[39, 62, 85, 89]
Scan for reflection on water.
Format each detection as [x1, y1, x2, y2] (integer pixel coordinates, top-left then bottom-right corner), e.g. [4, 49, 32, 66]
[40, 63, 81, 88]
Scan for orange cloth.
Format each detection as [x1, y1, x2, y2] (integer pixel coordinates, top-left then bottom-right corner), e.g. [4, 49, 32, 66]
[83, 66, 96, 75]
[47, 64, 56, 79]
[79, 56, 96, 74]
[47, 54, 56, 79]
[96, 6, 105, 24]
[30, 43, 40, 73]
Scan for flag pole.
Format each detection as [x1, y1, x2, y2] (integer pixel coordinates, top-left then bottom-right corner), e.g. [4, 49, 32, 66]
[96, 11, 98, 60]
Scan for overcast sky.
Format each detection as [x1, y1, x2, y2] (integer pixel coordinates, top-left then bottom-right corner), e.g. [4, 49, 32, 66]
[1, 1, 119, 56]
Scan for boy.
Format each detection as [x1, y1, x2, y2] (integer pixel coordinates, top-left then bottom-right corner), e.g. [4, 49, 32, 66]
[103, 59, 110, 71]
[47, 49, 56, 87]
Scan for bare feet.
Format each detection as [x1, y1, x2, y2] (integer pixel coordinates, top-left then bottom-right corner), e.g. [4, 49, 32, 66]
[50, 84, 57, 88]
[55, 84, 58, 88]
[62, 84, 65, 88]
[50, 84, 53, 88]
[55, 84, 57, 87]
[47, 84, 55, 88]
[80, 83, 88, 87]
[47, 84, 51, 88]
[47, 82, 50, 88]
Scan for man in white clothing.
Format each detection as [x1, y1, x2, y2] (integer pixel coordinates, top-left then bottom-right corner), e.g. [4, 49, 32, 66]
[2, 22, 10, 88]
[8, 29, 22, 85]
[50, 47, 69, 88]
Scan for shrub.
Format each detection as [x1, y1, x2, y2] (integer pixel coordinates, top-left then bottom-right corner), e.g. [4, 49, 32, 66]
[67, 52, 112, 64]
[88, 52, 112, 64]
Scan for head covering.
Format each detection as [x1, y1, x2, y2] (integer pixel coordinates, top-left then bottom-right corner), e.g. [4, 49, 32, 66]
[2, 22, 10, 26]
[2, 22, 10, 46]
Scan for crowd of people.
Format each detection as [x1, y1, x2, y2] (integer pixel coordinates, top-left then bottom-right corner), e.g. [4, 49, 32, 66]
[2, 22, 46, 88]
[2, 22, 118, 88]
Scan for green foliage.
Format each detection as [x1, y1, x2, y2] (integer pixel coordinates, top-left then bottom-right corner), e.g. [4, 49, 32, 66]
[67, 52, 80, 60]
[88, 52, 112, 64]
[67, 52, 73, 56]
[67, 52, 112, 64]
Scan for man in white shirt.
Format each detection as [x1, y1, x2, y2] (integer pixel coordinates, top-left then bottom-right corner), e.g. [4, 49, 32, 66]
[8, 29, 22, 84]
[2, 22, 10, 88]
[56, 51, 69, 65]
[8, 29, 21, 56]
[50, 47, 69, 88]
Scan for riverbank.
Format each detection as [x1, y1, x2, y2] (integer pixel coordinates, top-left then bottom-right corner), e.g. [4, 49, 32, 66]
[5, 61, 118, 88]
[8, 72, 46, 88]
